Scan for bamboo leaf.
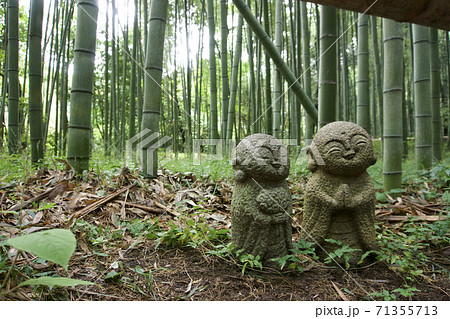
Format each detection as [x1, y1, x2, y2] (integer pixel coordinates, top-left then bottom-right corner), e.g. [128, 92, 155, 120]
[18, 277, 95, 288]
[5, 229, 76, 270]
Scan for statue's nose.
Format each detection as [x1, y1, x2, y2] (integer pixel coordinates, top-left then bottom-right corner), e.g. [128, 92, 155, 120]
[343, 150, 355, 159]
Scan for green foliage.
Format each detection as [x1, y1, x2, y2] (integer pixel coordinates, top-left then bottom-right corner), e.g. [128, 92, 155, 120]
[370, 285, 420, 301]
[271, 239, 319, 271]
[156, 216, 230, 249]
[235, 249, 263, 275]
[323, 238, 361, 269]
[0, 153, 32, 184]
[375, 188, 405, 203]
[370, 289, 398, 301]
[205, 241, 234, 257]
[18, 276, 95, 288]
[374, 218, 450, 281]
[3, 229, 76, 270]
[162, 156, 233, 181]
[73, 220, 124, 249]
[131, 265, 167, 297]
[402, 154, 450, 189]
[119, 218, 160, 238]
[0, 229, 93, 296]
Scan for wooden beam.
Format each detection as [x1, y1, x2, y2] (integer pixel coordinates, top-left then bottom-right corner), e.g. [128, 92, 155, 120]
[304, 0, 450, 31]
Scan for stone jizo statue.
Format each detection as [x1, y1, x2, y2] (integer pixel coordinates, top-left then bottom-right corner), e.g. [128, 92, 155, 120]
[300, 121, 378, 264]
[231, 134, 292, 265]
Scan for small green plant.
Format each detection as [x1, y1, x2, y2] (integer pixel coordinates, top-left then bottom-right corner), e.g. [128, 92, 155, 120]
[323, 238, 361, 269]
[370, 289, 398, 301]
[371, 285, 420, 301]
[235, 250, 263, 275]
[206, 242, 234, 258]
[271, 239, 319, 271]
[131, 265, 167, 298]
[373, 217, 450, 281]
[156, 217, 230, 249]
[0, 229, 94, 297]
[119, 218, 160, 238]
[73, 220, 123, 249]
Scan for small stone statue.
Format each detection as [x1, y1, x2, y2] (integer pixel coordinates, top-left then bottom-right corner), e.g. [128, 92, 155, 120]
[300, 121, 378, 264]
[231, 134, 292, 265]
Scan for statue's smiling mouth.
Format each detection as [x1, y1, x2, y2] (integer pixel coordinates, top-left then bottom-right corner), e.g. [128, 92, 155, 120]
[272, 163, 281, 168]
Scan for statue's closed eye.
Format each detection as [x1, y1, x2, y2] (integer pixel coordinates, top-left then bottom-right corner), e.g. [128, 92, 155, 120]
[351, 135, 368, 149]
[258, 147, 272, 159]
[327, 146, 342, 155]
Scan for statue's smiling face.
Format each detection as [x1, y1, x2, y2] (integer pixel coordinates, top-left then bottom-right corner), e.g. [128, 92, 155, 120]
[253, 143, 289, 180]
[233, 134, 290, 182]
[314, 122, 376, 176]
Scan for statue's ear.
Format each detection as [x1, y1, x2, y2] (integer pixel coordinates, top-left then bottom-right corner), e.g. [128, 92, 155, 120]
[370, 154, 377, 166]
[234, 169, 247, 182]
[233, 155, 248, 182]
[306, 146, 318, 172]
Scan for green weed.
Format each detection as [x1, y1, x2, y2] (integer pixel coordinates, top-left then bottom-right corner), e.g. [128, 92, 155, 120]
[370, 285, 420, 301]
[155, 216, 230, 249]
[323, 238, 361, 269]
[73, 220, 124, 249]
[271, 239, 319, 271]
[235, 250, 263, 275]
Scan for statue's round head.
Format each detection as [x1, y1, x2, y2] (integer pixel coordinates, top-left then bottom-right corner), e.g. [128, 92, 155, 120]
[232, 134, 290, 182]
[307, 121, 377, 176]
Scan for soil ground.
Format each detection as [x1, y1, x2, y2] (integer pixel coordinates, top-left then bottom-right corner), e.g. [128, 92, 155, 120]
[1, 166, 449, 301]
[64, 241, 449, 301]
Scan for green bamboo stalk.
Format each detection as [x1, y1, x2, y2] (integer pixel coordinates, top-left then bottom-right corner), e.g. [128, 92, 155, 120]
[66, 0, 99, 173]
[0, 19, 7, 150]
[340, 11, 349, 121]
[207, 0, 219, 139]
[429, 28, 441, 161]
[173, 0, 179, 156]
[371, 16, 383, 139]
[262, 0, 272, 135]
[357, 14, 370, 133]
[129, 0, 138, 142]
[300, 1, 313, 145]
[7, 0, 20, 154]
[220, 0, 229, 140]
[111, 0, 118, 150]
[184, 0, 192, 151]
[141, 0, 168, 176]
[227, 14, 243, 141]
[272, 0, 282, 138]
[104, 0, 110, 155]
[412, 24, 432, 170]
[28, 0, 44, 163]
[446, 32, 450, 148]
[120, 25, 128, 154]
[318, 5, 337, 128]
[382, 18, 403, 192]
[246, 0, 256, 134]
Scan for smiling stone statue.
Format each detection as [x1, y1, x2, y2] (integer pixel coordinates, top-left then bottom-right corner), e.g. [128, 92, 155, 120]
[231, 134, 292, 265]
[300, 121, 378, 265]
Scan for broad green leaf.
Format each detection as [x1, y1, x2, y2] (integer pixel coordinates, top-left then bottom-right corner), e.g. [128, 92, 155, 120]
[18, 276, 95, 288]
[104, 270, 121, 281]
[376, 192, 389, 203]
[5, 229, 76, 270]
[442, 191, 450, 204]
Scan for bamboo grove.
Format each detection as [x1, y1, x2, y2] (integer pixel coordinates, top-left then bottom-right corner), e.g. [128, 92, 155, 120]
[0, 0, 450, 188]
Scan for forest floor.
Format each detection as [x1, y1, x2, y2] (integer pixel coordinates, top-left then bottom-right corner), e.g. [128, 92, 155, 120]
[0, 159, 449, 301]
